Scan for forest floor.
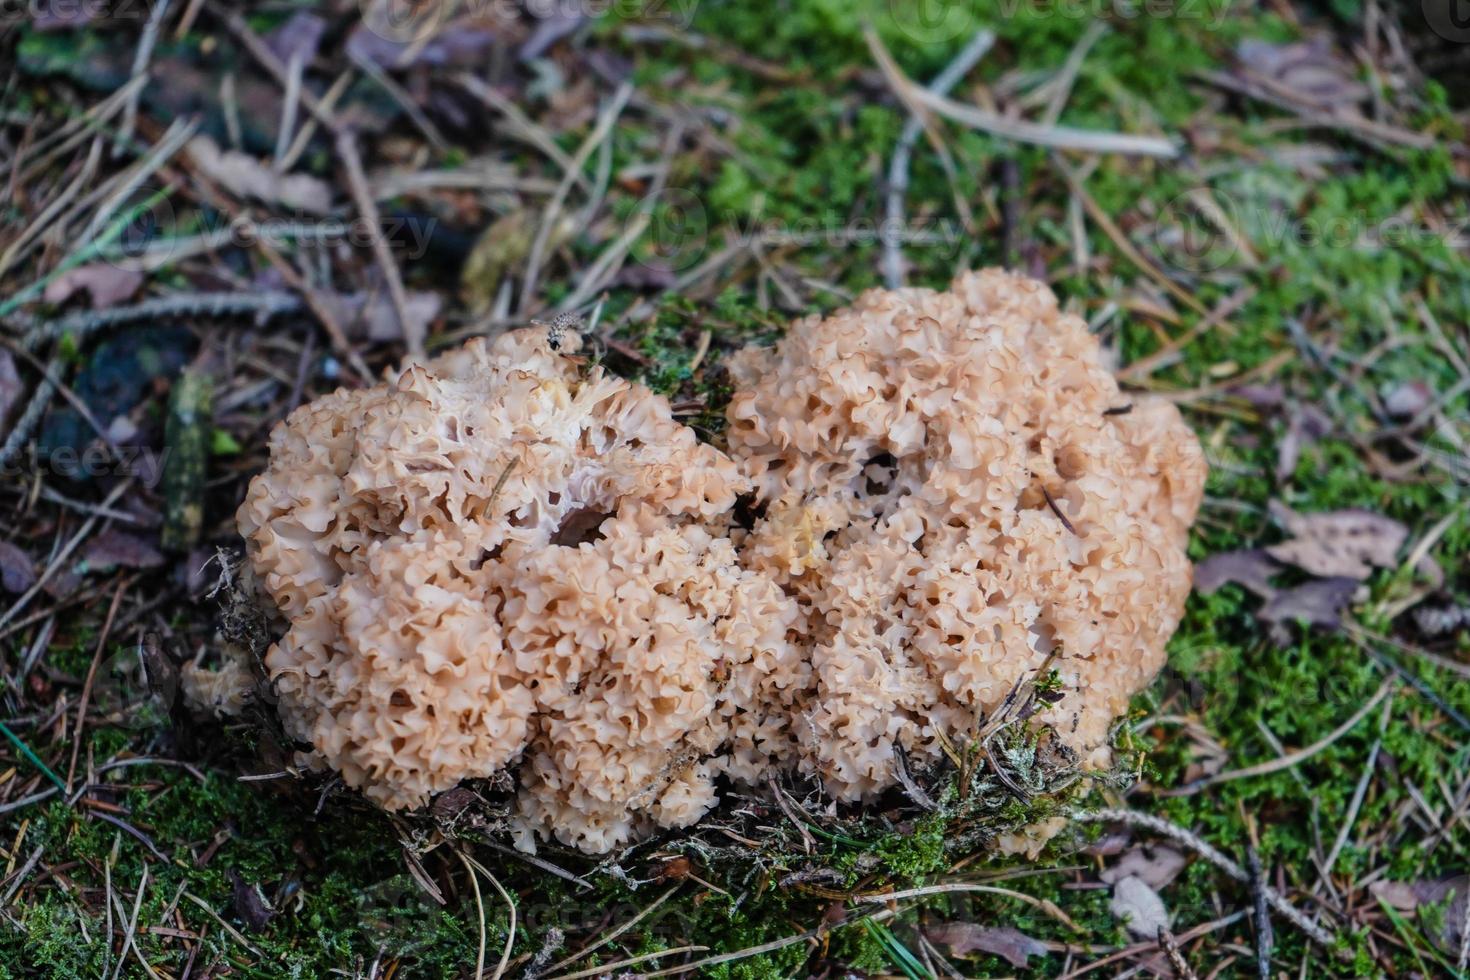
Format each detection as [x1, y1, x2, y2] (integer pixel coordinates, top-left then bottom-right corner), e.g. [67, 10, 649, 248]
[1, 1, 1469, 977]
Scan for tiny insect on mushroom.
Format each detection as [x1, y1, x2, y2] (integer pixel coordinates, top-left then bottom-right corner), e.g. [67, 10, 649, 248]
[216, 268, 1205, 855]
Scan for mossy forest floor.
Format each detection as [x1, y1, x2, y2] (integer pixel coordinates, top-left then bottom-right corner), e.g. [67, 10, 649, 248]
[2, 1, 1469, 976]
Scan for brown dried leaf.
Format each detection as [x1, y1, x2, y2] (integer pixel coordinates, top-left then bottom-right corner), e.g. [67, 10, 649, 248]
[1266, 501, 1408, 579]
[1101, 845, 1188, 890]
[1230, 382, 1285, 410]
[43, 263, 144, 310]
[927, 922, 1048, 969]
[1236, 36, 1371, 108]
[431, 786, 478, 823]
[520, 9, 586, 62]
[0, 541, 37, 594]
[83, 529, 165, 571]
[1084, 827, 1131, 857]
[228, 870, 275, 932]
[187, 136, 331, 215]
[326, 291, 443, 343]
[346, 18, 503, 70]
[1194, 548, 1279, 598]
[1110, 875, 1169, 939]
[1369, 875, 1467, 957]
[1258, 577, 1359, 645]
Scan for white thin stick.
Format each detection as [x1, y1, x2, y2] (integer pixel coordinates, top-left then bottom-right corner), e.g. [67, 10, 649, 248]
[1199, 678, 1396, 788]
[519, 83, 633, 316]
[110, 865, 150, 980]
[639, 909, 898, 978]
[1041, 20, 1109, 126]
[273, 50, 305, 170]
[458, 851, 487, 980]
[1319, 693, 1392, 890]
[547, 945, 709, 980]
[81, 117, 197, 246]
[117, 0, 172, 152]
[337, 130, 424, 359]
[865, 27, 1177, 158]
[0, 480, 132, 632]
[545, 884, 682, 973]
[882, 29, 995, 288]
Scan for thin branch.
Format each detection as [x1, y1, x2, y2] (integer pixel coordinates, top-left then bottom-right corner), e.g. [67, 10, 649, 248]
[1074, 808, 1348, 956]
[337, 130, 424, 360]
[865, 26, 1178, 158]
[882, 28, 995, 288]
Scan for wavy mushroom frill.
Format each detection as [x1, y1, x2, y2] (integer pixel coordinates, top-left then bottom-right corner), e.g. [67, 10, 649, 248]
[724, 268, 1207, 800]
[237, 329, 805, 852]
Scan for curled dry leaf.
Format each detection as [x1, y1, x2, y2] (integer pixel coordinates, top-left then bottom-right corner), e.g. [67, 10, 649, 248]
[1193, 548, 1279, 598]
[927, 922, 1048, 969]
[43, 263, 144, 310]
[1101, 845, 1189, 891]
[1236, 36, 1371, 108]
[82, 528, 165, 571]
[1258, 577, 1360, 645]
[1266, 501, 1408, 580]
[264, 11, 326, 66]
[1370, 875, 1467, 958]
[0, 541, 37, 594]
[1110, 874, 1169, 939]
[1412, 604, 1470, 637]
[187, 136, 331, 215]
[1383, 380, 1434, 421]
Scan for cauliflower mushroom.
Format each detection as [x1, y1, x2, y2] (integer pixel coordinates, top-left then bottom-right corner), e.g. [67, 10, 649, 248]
[238, 328, 803, 851]
[724, 268, 1206, 798]
[233, 269, 1204, 854]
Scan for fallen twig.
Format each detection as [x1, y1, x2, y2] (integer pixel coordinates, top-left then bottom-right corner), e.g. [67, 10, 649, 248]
[865, 27, 1178, 158]
[1176, 676, 1395, 791]
[1193, 68, 1439, 153]
[881, 28, 995, 288]
[336, 130, 424, 360]
[520, 83, 634, 316]
[1074, 808, 1348, 957]
[116, 0, 172, 152]
[18, 291, 302, 351]
[1246, 846, 1273, 979]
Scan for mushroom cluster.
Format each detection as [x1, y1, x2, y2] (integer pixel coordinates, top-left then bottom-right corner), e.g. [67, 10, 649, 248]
[234, 269, 1205, 853]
